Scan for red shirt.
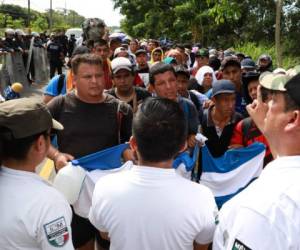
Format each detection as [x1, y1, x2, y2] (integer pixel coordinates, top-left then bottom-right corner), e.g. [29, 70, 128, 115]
[230, 117, 273, 166]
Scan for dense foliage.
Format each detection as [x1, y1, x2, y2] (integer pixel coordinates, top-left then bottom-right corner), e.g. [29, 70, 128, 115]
[0, 4, 85, 32]
[113, 0, 300, 57]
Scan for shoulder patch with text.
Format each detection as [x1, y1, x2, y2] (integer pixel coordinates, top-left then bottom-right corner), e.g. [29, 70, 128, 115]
[232, 238, 252, 250]
[43, 216, 69, 247]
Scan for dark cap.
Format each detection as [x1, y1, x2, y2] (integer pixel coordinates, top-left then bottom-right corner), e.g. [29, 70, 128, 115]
[135, 49, 147, 56]
[0, 98, 63, 139]
[241, 58, 256, 70]
[212, 79, 236, 97]
[195, 48, 209, 58]
[175, 65, 190, 79]
[242, 71, 260, 85]
[221, 56, 241, 70]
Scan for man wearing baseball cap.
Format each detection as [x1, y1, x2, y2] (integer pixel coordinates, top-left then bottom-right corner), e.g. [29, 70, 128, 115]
[214, 70, 300, 250]
[221, 56, 247, 116]
[106, 57, 151, 113]
[192, 48, 210, 76]
[0, 98, 74, 249]
[200, 79, 243, 157]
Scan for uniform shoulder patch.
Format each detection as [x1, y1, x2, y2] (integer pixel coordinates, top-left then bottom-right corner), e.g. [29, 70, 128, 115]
[232, 238, 252, 250]
[43, 216, 69, 247]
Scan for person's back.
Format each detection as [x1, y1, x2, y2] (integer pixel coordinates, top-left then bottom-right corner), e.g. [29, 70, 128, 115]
[89, 97, 217, 250]
[91, 165, 216, 250]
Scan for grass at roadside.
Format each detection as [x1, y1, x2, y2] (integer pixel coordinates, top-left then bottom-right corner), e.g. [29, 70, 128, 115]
[234, 42, 299, 70]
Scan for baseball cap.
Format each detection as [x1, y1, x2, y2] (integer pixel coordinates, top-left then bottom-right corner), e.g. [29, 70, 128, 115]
[223, 49, 235, 57]
[221, 56, 241, 70]
[259, 72, 288, 91]
[212, 79, 236, 97]
[113, 47, 128, 58]
[241, 58, 256, 70]
[111, 57, 132, 74]
[135, 49, 147, 56]
[175, 65, 190, 79]
[242, 71, 260, 83]
[195, 48, 209, 58]
[0, 98, 63, 139]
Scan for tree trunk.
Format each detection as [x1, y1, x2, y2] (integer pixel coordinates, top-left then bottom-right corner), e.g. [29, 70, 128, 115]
[275, 0, 282, 67]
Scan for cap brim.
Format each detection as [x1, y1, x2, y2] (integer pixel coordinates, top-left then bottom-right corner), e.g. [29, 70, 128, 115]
[52, 118, 64, 130]
[112, 66, 132, 74]
[212, 90, 235, 97]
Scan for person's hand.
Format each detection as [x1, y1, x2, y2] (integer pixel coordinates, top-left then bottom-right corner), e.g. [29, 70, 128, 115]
[203, 99, 214, 109]
[187, 134, 197, 148]
[122, 148, 137, 163]
[54, 152, 74, 170]
[246, 85, 269, 133]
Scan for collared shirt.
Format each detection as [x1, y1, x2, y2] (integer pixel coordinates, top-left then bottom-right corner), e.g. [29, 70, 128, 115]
[213, 156, 300, 250]
[0, 166, 73, 249]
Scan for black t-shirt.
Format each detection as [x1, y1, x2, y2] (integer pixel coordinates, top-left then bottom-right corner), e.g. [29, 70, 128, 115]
[47, 92, 133, 158]
[106, 86, 151, 112]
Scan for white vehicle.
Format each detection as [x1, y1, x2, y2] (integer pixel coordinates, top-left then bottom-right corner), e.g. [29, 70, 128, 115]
[65, 28, 83, 41]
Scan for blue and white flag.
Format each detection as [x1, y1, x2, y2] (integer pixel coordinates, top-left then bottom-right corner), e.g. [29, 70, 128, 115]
[71, 143, 129, 171]
[200, 142, 265, 208]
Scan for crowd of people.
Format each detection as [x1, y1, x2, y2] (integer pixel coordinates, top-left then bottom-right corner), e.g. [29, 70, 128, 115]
[1, 17, 300, 250]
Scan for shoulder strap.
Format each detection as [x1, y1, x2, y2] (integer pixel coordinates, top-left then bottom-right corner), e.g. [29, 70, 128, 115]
[116, 100, 130, 144]
[181, 98, 190, 121]
[241, 117, 252, 146]
[57, 73, 65, 95]
[189, 91, 200, 111]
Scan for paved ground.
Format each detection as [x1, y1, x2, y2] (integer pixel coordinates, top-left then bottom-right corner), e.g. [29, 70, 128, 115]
[22, 82, 46, 100]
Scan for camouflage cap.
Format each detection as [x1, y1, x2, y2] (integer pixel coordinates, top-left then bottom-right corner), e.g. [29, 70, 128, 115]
[0, 98, 63, 139]
[259, 72, 288, 91]
[259, 65, 300, 91]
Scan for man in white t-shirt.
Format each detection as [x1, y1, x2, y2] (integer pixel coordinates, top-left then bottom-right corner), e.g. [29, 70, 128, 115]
[0, 98, 74, 249]
[89, 97, 217, 250]
[213, 71, 300, 250]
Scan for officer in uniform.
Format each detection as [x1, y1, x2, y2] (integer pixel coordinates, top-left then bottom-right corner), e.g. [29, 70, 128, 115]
[0, 98, 74, 249]
[213, 70, 300, 250]
[47, 34, 64, 78]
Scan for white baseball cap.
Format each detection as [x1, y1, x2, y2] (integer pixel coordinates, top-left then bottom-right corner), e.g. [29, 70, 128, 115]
[111, 57, 132, 74]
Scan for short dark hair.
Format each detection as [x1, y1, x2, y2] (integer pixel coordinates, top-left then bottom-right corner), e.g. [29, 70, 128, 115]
[149, 62, 176, 85]
[283, 92, 300, 112]
[93, 39, 108, 48]
[133, 97, 187, 162]
[71, 53, 103, 75]
[0, 128, 48, 162]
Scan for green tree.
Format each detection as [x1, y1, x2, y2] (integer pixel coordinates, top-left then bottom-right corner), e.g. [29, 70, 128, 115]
[31, 15, 48, 32]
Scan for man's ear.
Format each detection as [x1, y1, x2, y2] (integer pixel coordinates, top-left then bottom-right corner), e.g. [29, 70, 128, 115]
[285, 110, 300, 133]
[32, 134, 47, 154]
[129, 136, 138, 151]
